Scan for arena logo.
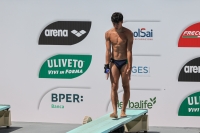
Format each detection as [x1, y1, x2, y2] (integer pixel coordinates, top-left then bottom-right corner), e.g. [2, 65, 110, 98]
[178, 91, 200, 116]
[39, 54, 92, 79]
[178, 22, 200, 47]
[178, 57, 200, 82]
[38, 21, 92, 45]
[131, 66, 150, 77]
[133, 28, 153, 40]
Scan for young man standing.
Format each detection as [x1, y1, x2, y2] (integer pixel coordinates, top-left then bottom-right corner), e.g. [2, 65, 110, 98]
[104, 12, 133, 118]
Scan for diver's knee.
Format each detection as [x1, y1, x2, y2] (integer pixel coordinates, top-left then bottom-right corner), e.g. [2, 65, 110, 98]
[112, 82, 118, 91]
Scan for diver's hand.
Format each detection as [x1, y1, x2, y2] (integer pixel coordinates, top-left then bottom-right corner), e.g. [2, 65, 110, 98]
[126, 68, 131, 80]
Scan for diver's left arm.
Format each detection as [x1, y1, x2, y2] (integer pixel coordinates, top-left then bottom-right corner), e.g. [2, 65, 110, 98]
[126, 31, 133, 80]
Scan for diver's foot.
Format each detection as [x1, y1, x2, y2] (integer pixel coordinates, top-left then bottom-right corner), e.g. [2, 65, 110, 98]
[120, 111, 127, 118]
[110, 113, 118, 118]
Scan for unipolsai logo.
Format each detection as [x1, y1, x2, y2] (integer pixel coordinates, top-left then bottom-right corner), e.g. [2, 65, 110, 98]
[39, 54, 92, 79]
[178, 91, 200, 116]
[178, 57, 200, 82]
[133, 28, 153, 40]
[38, 21, 92, 45]
[131, 66, 150, 77]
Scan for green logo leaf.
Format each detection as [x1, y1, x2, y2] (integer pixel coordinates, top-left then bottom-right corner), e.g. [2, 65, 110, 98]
[39, 54, 92, 79]
[153, 97, 156, 100]
[150, 98, 153, 102]
[150, 97, 156, 104]
[178, 91, 200, 116]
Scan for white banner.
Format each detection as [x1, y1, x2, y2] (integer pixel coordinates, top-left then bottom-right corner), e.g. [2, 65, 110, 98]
[0, 0, 200, 128]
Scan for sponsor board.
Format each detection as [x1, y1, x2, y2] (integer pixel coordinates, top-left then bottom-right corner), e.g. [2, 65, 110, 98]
[178, 91, 200, 116]
[39, 87, 89, 111]
[38, 21, 91, 45]
[178, 22, 200, 47]
[178, 57, 200, 82]
[39, 54, 92, 79]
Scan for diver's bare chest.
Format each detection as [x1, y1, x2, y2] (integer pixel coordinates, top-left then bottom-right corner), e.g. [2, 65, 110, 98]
[110, 34, 127, 45]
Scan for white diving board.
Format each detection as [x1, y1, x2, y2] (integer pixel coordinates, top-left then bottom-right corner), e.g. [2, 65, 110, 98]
[67, 109, 148, 133]
[0, 105, 10, 111]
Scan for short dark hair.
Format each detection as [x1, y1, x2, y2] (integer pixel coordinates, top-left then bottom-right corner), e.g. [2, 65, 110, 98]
[111, 12, 123, 23]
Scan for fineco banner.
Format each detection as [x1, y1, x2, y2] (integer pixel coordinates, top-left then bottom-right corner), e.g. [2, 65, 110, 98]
[0, 0, 200, 128]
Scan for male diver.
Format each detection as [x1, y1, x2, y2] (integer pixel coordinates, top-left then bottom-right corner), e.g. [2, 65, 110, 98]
[104, 12, 133, 118]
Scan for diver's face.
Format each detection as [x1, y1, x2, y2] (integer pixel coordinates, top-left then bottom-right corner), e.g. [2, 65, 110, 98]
[113, 21, 122, 30]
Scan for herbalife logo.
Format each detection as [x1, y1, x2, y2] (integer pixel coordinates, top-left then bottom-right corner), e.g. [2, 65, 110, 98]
[71, 30, 86, 37]
[39, 54, 92, 79]
[178, 91, 200, 116]
[118, 97, 156, 109]
[178, 57, 200, 82]
[38, 21, 91, 45]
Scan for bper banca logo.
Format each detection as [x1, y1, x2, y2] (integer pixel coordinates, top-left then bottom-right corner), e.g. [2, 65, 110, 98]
[51, 93, 84, 109]
[38, 21, 91, 45]
[52, 93, 83, 103]
[38, 87, 88, 110]
[178, 22, 200, 47]
[178, 57, 200, 82]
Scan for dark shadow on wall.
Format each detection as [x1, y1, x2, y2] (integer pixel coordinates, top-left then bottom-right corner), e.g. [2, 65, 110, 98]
[0, 126, 22, 133]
